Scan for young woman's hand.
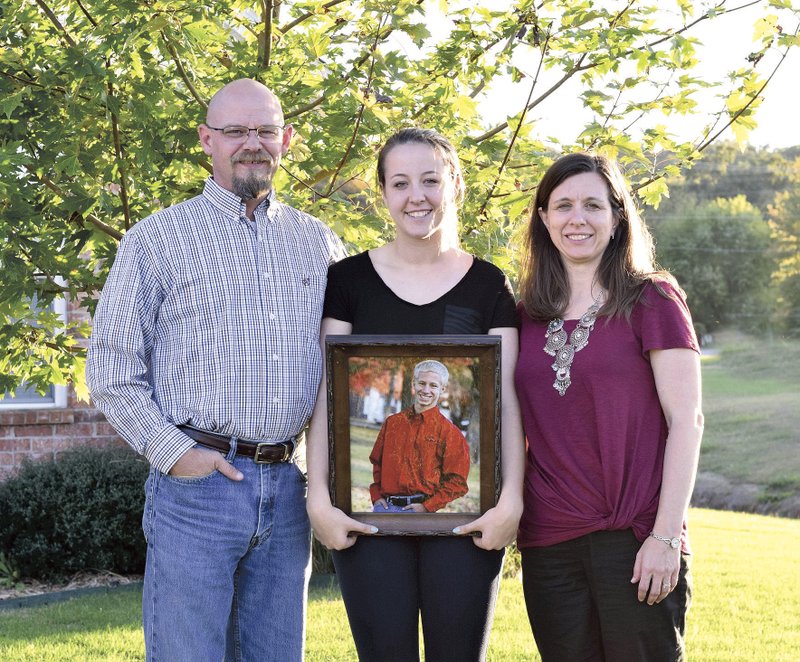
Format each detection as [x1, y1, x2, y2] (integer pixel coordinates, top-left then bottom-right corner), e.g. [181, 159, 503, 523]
[307, 500, 378, 550]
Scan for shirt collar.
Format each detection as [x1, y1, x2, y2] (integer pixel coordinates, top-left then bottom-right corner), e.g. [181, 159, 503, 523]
[406, 406, 441, 421]
[201, 177, 276, 222]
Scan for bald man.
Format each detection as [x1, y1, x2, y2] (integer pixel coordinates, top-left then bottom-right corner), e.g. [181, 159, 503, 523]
[87, 79, 345, 661]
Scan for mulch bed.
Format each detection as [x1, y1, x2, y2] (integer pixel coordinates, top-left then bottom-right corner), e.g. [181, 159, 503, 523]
[0, 570, 143, 603]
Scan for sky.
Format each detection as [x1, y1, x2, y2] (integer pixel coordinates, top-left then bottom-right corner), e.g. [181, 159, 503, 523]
[674, 3, 798, 149]
[395, 2, 799, 149]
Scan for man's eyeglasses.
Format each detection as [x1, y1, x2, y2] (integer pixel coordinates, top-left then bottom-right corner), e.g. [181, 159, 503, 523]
[206, 125, 285, 142]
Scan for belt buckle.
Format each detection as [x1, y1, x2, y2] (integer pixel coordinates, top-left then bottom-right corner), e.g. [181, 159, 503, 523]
[254, 441, 291, 464]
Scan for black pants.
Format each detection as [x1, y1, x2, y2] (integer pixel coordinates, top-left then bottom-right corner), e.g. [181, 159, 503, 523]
[521, 529, 692, 662]
[332, 536, 504, 662]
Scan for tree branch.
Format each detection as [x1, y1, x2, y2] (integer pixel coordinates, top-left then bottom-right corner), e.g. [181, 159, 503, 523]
[644, 1, 761, 52]
[476, 33, 551, 221]
[694, 20, 799, 155]
[84, 213, 124, 241]
[583, 85, 628, 152]
[279, 163, 322, 195]
[32, 0, 76, 48]
[412, 32, 507, 121]
[466, 30, 516, 99]
[106, 77, 132, 230]
[600, 88, 626, 133]
[0, 69, 48, 90]
[471, 1, 644, 143]
[284, 95, 325, 120]
[618, 81, 670, 137]
[160, 31, 208, 111]
[328, 166, 371, 197]
[283, 0, 424, 122]
[279, 0, 349, 33]
[74, 0, 98, 27]
[474, 51, 587, 143]
[42, 341, 86, 354]
[14, 242, 71, 294]
[37, 174, 125, 241]
[472, 1, 747, 144]
[469, 79, 486, 99]
[262, 0, 274, 69]
[0, 68, 92, 102]
[323, 14, 387, 198]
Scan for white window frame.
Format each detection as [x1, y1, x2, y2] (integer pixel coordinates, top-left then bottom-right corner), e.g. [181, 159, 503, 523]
[0, 283, 68, 410]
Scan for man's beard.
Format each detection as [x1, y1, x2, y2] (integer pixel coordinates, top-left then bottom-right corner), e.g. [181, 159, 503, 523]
[231, 151, 274, 200]
[232, 172, 271, 200]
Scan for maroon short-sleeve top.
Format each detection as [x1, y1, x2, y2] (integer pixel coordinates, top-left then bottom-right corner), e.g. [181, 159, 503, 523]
[514, 281, 699, 550]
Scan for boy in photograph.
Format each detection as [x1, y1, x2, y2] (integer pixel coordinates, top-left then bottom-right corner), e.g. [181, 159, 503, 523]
[369, 360, 470, 513]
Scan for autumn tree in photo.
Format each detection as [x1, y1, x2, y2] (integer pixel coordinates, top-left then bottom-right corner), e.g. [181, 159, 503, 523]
[1, 0, 798, 395]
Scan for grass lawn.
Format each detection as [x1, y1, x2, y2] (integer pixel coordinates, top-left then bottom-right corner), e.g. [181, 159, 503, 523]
[1, 331, 796, 660]
[2, 508, 798, 661]
[698, 331, 800, 507]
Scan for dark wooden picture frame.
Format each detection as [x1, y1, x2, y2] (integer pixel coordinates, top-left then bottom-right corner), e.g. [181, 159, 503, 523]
[326, 335, 501, 535]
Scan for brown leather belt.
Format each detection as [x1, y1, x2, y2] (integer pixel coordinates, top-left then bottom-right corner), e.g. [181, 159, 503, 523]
[178, 425, 296, 464]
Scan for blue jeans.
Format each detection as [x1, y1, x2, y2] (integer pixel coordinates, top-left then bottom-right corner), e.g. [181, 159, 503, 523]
[141, 445, 311, 662]
[373, 502, 410, 512]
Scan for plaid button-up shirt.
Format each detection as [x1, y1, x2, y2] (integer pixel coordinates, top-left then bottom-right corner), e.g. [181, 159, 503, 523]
[87, 178, 345, 473]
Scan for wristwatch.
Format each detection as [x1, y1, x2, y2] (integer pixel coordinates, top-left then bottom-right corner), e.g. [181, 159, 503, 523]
[649, 531, 680, 549]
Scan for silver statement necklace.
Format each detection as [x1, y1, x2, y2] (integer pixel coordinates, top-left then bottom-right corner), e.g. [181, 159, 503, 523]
[543, 296, 602, 396]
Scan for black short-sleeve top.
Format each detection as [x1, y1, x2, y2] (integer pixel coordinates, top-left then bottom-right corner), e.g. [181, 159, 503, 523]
[323, 251, 518, 335]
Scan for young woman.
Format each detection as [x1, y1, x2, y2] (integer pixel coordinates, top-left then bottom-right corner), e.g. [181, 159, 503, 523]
[306, 128, 525, 661]
[515, 152, 703, 661]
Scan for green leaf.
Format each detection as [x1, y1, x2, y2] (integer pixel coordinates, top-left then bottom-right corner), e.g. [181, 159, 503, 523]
[753, 15, 780, 42]
[145, 16, 171, 33]
[1, 0, 798, 386]
[637, 177, 669, 209]
[0, 89, 26, 118]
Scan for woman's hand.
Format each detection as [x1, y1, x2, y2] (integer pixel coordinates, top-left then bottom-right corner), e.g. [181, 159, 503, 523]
[452, 498, 522, 550]
[631, 536, 681, 605]
[307, 500, 378, 551]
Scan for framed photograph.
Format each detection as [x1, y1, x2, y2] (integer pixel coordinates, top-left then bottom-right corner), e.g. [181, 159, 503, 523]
[326, 335, 501, 535]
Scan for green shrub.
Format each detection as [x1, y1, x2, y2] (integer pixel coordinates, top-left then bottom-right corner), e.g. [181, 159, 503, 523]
[0, 445, 149, 581]
[312, 538, 335, 574]
[503, 542, 522, 579]
[0, 550, 23, 590]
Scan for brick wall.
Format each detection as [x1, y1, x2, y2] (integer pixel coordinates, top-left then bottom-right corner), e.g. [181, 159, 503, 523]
[0, 392, 125, 480]
[0, 295, 126, 481]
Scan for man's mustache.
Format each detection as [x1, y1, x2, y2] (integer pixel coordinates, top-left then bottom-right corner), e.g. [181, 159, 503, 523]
[233, 151, 273, 164]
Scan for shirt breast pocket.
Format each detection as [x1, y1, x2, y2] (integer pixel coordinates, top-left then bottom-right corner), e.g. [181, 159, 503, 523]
[284, 271, 327, 339]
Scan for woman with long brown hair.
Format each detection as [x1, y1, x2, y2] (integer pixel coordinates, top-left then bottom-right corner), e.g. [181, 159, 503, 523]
[515, 153, 703, 661]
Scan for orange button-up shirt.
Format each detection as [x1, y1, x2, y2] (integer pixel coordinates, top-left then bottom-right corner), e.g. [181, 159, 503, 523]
[369, 406, 470, 512]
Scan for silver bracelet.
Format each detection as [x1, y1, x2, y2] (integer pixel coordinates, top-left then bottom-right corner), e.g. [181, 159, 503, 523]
[649, 531, 680, 549]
